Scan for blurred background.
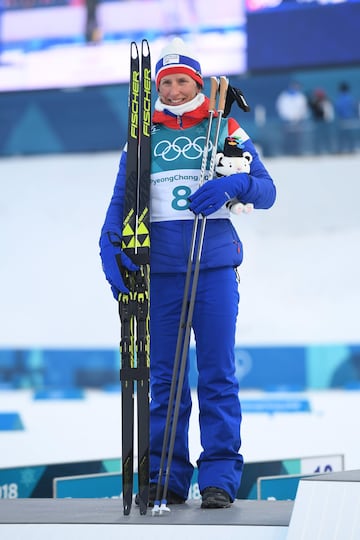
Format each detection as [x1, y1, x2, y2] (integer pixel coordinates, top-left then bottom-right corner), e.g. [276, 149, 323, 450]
[1, 0, 360, 502]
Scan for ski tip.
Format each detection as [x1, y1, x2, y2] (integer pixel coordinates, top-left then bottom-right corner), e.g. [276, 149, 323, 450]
[130, 41, 139, 59]
[141, 39, 150, 57]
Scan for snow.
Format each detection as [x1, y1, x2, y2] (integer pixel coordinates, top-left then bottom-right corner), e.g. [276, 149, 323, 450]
[1, 152, 359, 347]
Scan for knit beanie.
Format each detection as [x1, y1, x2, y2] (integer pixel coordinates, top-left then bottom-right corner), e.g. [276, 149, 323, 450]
[155, 37, 203, 89]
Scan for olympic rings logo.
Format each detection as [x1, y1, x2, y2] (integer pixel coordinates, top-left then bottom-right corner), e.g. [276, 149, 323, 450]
[153, 136, 212, 161]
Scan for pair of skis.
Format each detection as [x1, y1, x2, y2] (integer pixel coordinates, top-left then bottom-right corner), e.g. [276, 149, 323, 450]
[119, 39, 151, 516]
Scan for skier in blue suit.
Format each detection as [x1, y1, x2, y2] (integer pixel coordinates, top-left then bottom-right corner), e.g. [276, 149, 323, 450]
[100, 37, 276, 508]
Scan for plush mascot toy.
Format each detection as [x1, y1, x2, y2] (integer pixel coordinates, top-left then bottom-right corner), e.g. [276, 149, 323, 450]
[215, 137, 254, 215]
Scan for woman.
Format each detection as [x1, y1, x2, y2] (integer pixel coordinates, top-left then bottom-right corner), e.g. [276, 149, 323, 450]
[100, 37, 276, 508]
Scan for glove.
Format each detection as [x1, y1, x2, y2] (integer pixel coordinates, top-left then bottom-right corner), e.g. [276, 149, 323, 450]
[99, 231, 139, 299]
[224, 84, 251, 118]
[188, 174, 249, 216]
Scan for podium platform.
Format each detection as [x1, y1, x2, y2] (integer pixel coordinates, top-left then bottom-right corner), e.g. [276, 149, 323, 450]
[0, 498, 292, 540]
[2, 470, 360, 540]
[287, 469, 360, 539]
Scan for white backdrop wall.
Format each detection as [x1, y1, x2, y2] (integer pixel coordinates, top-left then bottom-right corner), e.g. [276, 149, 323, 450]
[1, 152, 359, 348]
[1, 153, 360, 474]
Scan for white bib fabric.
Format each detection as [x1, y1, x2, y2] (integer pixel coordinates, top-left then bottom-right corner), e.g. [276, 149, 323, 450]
[151, 168, 229, 222]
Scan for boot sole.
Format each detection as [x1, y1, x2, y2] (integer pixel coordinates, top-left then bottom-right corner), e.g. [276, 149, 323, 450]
[201, 499, 231, 509]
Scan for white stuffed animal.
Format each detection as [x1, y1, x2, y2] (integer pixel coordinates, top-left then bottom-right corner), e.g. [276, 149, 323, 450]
[215, 150, 254, 215]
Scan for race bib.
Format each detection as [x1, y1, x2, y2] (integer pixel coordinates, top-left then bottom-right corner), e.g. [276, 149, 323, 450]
[150, 168, 229, 222]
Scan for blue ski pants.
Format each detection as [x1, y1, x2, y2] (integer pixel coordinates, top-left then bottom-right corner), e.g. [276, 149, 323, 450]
[149, 267, 243, 501]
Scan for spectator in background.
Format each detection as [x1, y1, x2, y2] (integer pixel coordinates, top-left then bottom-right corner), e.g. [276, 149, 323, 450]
[334, 82, 359, 154]
[276, 80, 309, 156]
[308, 87, 334, 154]
[85, 0, 101, 44]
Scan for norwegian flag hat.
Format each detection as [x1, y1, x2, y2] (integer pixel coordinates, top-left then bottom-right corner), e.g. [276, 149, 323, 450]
[155, 37, 203, 89]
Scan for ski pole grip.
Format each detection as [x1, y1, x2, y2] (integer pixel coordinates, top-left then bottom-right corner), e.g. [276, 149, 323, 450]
[209, 77, 219, 113]
[218, 76, 229, 113]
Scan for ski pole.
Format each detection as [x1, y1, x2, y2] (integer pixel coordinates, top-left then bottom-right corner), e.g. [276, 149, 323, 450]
[152, 76, 229, 515]
[152, 76, 219, 515]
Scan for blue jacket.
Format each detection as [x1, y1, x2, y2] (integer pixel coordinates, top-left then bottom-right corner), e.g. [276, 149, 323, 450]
[101, 118, 276, 274]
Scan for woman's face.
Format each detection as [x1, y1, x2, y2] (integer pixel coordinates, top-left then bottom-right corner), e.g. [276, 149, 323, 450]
[158, 74, 199, 106]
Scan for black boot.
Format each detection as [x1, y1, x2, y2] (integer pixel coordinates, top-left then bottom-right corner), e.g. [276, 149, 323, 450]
[201, 487, 232, 509]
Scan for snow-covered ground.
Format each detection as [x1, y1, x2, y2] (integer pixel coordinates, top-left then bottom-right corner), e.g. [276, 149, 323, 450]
[1, 152, 359, 347]
[0, 388, 356, 473]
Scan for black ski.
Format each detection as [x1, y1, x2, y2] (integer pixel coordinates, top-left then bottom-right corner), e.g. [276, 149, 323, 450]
[119, 39, 151, 516]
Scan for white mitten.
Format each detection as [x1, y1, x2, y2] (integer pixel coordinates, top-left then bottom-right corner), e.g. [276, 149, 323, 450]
[226, 200, 254, 215]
